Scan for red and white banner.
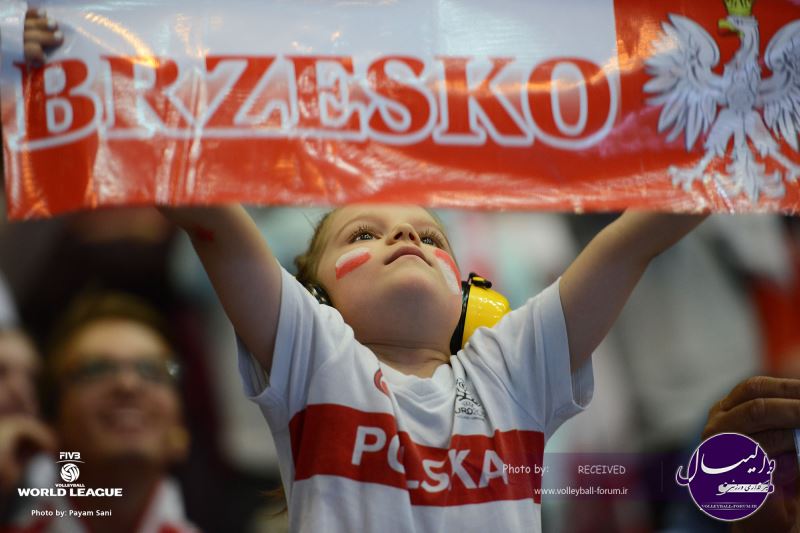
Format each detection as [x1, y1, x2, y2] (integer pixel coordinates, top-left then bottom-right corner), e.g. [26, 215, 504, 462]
[2, 0, 800, 218]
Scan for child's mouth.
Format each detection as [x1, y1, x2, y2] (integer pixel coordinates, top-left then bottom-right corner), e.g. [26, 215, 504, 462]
[385, 246, 429, 265]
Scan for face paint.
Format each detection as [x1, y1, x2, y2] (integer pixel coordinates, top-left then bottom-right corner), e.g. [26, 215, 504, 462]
[335, 247, 371, 280]
[434, 249, 461, 295]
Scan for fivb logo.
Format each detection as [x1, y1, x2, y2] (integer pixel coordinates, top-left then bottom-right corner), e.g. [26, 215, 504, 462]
[17, 451, 123, 498]
[57, 451, 85, 483]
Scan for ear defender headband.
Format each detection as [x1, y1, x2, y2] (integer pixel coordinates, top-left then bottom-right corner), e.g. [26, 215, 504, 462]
[449, 273, 510, 354]
[304, 272, 509, 354]
[304, 282, 332, 307]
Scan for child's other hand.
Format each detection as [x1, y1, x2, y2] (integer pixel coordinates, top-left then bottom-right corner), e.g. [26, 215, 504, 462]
[23, 8, 64, 67]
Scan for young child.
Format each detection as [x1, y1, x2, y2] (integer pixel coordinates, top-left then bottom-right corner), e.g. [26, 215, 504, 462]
[22, 11, 707, 531]
[162, 205, 705, 533]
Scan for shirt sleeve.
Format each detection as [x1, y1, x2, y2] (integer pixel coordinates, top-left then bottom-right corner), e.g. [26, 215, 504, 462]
[461, 278, 594, 439]
[237, 265, 356, 424]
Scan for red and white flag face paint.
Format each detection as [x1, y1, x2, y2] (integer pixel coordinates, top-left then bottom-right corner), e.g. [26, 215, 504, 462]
[434, 249, 462, 295]
[3, 0, 800, 217]
[335, 247, 371, 280]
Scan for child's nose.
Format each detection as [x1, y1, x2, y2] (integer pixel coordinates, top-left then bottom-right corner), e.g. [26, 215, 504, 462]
[388, 223, 420, 244]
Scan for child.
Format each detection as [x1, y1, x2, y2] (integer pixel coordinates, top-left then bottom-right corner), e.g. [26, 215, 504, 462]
[161, 205, 705, 533]
[23, 11, 707, 531]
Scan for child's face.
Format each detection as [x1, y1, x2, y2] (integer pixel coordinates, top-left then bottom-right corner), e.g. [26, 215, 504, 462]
[316, 205, 463, 351]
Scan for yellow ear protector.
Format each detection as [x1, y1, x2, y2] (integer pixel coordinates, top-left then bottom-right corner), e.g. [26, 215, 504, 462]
[304, 272, 509, 354]
[449, 273, 510, 353]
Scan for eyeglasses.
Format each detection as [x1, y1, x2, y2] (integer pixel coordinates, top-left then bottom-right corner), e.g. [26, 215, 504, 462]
[63, 356, 181, 387]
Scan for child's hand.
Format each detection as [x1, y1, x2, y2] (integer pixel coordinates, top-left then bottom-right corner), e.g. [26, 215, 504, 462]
[23, 8, 64, 67]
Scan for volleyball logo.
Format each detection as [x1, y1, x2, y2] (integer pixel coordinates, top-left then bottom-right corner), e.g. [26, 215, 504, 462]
[60, 463, 80, 483]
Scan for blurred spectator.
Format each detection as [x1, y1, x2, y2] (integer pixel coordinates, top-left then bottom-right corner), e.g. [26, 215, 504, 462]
[703, 376, 800, 533]
[0, 328, 40, 420]
[0, 327, 55, 519]
[0, 205, 245, 530]
[9, 292, 198, 532]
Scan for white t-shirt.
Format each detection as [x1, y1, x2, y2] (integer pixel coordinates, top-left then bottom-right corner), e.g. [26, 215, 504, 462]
[238, 267, 594, 533]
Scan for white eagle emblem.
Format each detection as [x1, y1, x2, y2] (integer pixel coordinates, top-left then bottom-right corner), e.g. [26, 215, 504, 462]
[645, 0, 800, 202]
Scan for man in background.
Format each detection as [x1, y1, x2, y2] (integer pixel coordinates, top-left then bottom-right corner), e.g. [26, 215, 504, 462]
[9, 292, 197, 532]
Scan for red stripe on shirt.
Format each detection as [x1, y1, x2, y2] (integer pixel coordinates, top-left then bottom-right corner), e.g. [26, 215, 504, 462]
[289, 404, 544, 506]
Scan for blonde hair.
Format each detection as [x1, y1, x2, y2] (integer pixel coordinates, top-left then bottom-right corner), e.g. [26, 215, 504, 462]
[294, 210, 337, 288]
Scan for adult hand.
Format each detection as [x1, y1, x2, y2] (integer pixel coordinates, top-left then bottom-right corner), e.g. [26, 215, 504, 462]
[23, 9, 64, 67]
[703, 376, 800, 533]
[0, 416, 56, 496]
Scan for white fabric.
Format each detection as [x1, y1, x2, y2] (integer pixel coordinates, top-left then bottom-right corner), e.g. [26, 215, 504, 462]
[238, 266, 594, 533]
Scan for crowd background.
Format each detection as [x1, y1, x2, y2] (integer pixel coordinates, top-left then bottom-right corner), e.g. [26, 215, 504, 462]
[1, 149, 799, 531]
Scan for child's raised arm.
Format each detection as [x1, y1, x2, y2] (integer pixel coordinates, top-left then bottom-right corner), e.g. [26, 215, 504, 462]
[559, 211, 708, 371]
[159, 206, 282, 372]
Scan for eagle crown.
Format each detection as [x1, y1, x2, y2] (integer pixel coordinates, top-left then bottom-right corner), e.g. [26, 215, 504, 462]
[723, 0, 754, 17]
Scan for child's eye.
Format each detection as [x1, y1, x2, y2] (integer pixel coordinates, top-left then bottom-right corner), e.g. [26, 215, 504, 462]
[348, 225, 378, 243]
[420, 231, 445, 248]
